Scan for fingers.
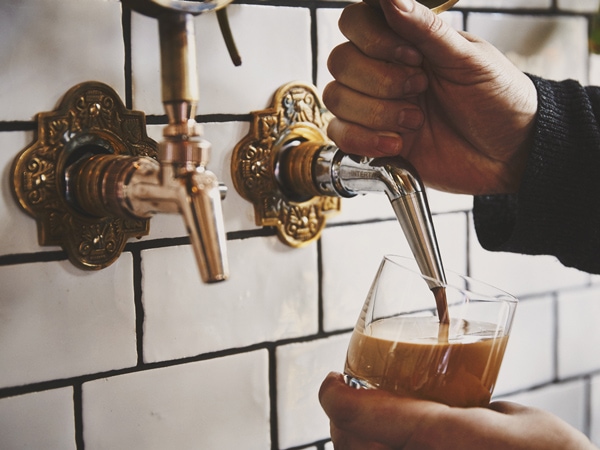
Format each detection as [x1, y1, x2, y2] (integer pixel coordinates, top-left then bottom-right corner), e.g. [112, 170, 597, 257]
[326, 117, 403, 157]
[323, 82, 424, 134]
[321, 374, 597, 450]
[338, 3, 423, 66]
[378, 0, 471, 68]
[328, 43, 428, 99]
[319, 372, 448, 446]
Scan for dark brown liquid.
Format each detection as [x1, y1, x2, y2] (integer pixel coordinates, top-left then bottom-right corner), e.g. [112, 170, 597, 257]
[432, 286, 449, 342]
[344, 317, 508, 407]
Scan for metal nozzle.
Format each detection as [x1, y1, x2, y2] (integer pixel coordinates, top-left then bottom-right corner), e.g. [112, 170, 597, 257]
[277, 140, 446, 287]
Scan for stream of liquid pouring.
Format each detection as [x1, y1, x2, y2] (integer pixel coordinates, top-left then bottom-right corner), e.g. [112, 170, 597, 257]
[432, 286, 449, 342]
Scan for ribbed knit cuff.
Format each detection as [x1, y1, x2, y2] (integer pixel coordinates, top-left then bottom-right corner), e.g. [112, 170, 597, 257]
[474, 75, 600, 273]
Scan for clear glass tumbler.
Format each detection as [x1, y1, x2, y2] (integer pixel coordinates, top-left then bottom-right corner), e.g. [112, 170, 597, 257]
[344, 255, 517, 407]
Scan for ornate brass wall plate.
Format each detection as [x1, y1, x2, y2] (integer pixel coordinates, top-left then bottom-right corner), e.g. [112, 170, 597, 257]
[231, 82, 341, 247]
[11, 81, 158, 270]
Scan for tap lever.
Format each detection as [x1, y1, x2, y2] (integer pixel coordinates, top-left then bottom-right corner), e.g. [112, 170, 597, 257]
[217, 8, 242, 66]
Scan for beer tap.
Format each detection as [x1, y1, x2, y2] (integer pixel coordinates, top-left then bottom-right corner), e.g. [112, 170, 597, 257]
[232, 82, 445, 287]
[11, 0, 238, 283]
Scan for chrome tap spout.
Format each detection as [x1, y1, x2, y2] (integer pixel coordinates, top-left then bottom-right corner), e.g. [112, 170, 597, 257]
[277, 141, 445, 287]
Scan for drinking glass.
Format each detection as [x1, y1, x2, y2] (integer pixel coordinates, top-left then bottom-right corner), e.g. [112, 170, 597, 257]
[344, 255, 517, 407]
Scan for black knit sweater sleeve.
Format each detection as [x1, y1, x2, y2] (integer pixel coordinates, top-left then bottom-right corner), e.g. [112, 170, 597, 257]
[473, 75, 600, 274]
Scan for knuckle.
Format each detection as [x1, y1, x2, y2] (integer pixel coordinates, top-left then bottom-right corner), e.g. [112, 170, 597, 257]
[321, 83, 341, 112]
[377, 70, 401, 98]
[367, 101, 389, 129]
[327, 43, 350, 79]
[423, 15, 449, 42]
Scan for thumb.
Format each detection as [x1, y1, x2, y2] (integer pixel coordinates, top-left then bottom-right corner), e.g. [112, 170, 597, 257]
[379, 0, 472, 68]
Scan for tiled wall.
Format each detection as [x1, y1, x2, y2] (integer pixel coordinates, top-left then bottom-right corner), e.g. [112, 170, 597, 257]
[2, 0, 600, 448]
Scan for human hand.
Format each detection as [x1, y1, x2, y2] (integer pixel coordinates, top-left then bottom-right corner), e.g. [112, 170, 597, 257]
[319, 372, 597, 450]
[323, 0, 538, 195]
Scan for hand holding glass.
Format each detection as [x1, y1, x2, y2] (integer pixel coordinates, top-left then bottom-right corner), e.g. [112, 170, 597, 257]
[344, 255, 517, 408]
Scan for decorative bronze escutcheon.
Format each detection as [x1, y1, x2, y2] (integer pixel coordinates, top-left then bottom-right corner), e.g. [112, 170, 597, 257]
[231, 82, 341, 248]
[11, 81, 158, 270]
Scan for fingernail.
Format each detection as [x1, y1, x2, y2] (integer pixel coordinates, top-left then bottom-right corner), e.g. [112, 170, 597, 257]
[398, 108, 424, 130]
[393, 0, 415, 13]
[403, 73, 428, 95]
[376, 132, 402, 155]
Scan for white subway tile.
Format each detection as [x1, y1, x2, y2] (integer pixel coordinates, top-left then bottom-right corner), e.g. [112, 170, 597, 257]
[142, 237, 318, 362]
[321, 215, 467, 332]
[428, 189, 472, 214]
[0, 256, 136, 388]
[327, 193, 396, 225]
[590, 53, 600, 86]
[320, 222, 414, 332]
[319, 184, 471, 227]
[131, 5, 312, 115]
[558, 0, 600, 12]
[458, 0, 551, 8]
[0, 131, 50, 256]
[83, 351, 270, 450]
[496, 380, 587, 434]
[470, 220, 590, 297]
[140, 121, 258, 241]
[316, 8, 345, 91]
[0, 388, 76, 450]
[0, 0, 124, 121]
[590, 374, 600, 446]
[433, 212, 469, 274]
[557, 286, 600, 379]
[494, 296, 555, 396]
[209, 122, 261, 232]
[276, 334, 350, 449]
[467, 13, 589, 84]
[440, 10, 465, 30]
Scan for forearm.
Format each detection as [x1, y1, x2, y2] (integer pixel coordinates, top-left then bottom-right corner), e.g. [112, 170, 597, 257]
[474, 75, 600, 274]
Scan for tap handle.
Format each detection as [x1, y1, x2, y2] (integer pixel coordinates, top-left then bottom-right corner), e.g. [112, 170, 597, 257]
[180, 169, 229, 283]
